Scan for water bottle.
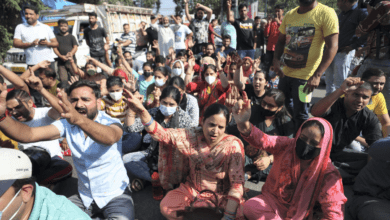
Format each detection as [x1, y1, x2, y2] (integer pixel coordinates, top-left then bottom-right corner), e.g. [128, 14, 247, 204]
[151, 172, 164, 201]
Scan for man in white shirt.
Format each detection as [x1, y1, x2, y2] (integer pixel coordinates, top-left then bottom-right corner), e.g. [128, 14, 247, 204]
[174, 15, 193, 54]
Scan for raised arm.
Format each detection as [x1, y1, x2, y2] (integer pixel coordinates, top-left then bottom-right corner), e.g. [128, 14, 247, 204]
[69, 58, 86, 78]
[104, 44, 113, 68]
[234, 65, 245, 91]
[57, 89, 123, 145]
[185, 56, 196, 85]
[87, 56, 114, 75]
[217, 54, 229, 88]
[0, 65, 29, 93]
[24, 75, 62, 120]
[196, 3, 212, 21]
[184, 0, 192, 23]
[226, 0, 235, 24]
[311, 77, 363, 117]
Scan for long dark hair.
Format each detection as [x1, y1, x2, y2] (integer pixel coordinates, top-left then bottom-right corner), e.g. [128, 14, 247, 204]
[160, 86, 181, 106]
[263, 89, 291, 124]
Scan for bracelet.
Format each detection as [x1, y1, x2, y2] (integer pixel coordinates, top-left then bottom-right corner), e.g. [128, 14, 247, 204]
[127, 114, 137, 117]
[224, 210, 236, 216]
[0, 114, 6, 123]
[142, 117, 154, 127]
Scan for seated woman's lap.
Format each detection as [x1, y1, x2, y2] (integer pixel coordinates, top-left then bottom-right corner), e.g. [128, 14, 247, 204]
[160, 184, 194, 220]
[243, 195, 281, 220]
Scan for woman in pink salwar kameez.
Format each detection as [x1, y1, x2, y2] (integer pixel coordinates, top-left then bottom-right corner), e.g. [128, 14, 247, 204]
[232, 92, 347, 220]
[125, 87, 246, 220]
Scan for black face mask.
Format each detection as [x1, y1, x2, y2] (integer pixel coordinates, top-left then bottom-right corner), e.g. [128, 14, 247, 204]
[260, 105, 278, 117]
[144, 71, 153, 77]
[295, 138, 321, 160]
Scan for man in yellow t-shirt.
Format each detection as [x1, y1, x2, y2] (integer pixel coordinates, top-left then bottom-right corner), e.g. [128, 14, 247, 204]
[273, 0, 339, 130]
[362, 68, 390, 136]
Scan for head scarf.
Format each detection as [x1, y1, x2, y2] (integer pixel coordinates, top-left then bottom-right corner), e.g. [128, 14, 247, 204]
[113, 68, 128, 82]
[171, 60, 185, 80]
[242, 57, 253, 77]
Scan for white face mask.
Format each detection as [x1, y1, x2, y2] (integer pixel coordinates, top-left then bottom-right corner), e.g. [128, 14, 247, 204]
[0, 189, 22, 220]
[172, 68, 182, 76]
[205, 76, 216, 85]
[155, 79, 165, 87]
[159, 105, 177, 116]
[109, 91, 123, 101]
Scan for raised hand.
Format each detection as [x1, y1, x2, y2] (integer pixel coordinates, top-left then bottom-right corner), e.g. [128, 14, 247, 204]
[24, 75, 43, 92]
[188, 56, 196, 67]
[188, 38, 195, 48]
[254, 156, 271, 171]
[116, 44, 123, 54]
[68, 75, 80, 86]
[183, 0, 188, 4]
[57, 88, 84, 125]
[152, 40, 159, 49]
[225, 88, 238, 112]
[254, 58, 261, 70]
[124, 73, 136, 91]
[123, 89, 146, 114]
[151, 86, 161, 102]
[37, 60, 51, 69]
[232, 91, 251, 125]
[340, 77, 364, 93]
[195, 3, 201, 9]
[227, 0, 232, 8]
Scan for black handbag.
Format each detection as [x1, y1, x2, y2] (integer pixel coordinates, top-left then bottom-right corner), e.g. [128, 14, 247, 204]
[177, 190, 224, 220]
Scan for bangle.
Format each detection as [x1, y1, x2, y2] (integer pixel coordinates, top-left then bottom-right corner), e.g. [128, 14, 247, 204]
[142, 117, 154, 127]
[224, 210, 236, 216]
[0, 114, 6, 123]
[127, 113, 136, 117]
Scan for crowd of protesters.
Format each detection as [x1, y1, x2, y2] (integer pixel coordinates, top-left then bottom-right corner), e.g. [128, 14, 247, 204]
[1, 0, 390, 219]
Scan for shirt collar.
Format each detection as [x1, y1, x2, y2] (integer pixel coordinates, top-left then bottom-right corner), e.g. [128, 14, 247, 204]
[26, 21, 42, 27]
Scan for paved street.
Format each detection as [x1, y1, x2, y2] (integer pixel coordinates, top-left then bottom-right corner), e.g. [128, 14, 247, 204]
[49, 84, 353, 220]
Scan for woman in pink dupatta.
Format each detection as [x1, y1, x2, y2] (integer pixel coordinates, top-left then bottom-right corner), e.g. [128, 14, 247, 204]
[124, 87, 246, 220]
[232, 92, 347, 220]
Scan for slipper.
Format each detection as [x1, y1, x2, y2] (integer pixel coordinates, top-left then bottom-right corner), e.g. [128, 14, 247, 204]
[131, 178, 144, 192]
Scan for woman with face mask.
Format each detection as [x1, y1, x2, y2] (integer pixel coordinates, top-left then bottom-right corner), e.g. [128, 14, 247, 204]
[167, 76, 199, 127]
[123, 86, 193, 196]
[145, 67, 170, 109]
[171, 60, 185, 80]
[186, 61, 230, 124]
[227, 89, 294, 183]
[232, 93, 347, 220]
[138, 62, 155, 101]
[123, 94, 246, 219]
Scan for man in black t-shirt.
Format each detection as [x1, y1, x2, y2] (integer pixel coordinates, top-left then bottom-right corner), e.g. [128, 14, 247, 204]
[254, 16, 266, 60]
[53, 19, 78, 83]
[227, 0, 255, 59]
[311, 77, 382, 182]
[145, 16, 158, 52]
[84, 12, 109, 65]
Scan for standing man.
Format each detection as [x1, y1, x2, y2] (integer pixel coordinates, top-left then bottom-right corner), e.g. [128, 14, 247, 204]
[54, 19, 78, 83]
[273, 0, 339, 131]
[135, 21, 149, 52]
[184, 0, 213, 54]
[264, 5, 284, 72]
[254, 16, 266, 60]
[13, 5, 59, 107]
[150, 15, 181, 57]
[227, 1, 256, 59]
[119, 23, 136, 56]
[174, 15, 193, 54]
[324, 0, 368, 96]
[0, 81, 134, 219]
[145, 16, 158, 52]
[221, 10, 237, 50]
[84, 12, 109, 64]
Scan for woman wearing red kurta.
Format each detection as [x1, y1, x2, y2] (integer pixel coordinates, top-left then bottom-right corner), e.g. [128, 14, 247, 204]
[124, 90, 245, 220]
[232, 93, 347, 220]
[186, 63, 230, 124]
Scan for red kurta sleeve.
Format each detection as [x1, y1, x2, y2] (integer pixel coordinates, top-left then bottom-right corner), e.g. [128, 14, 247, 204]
[227, 139, 245, 201]
[186, 81, 202, 94]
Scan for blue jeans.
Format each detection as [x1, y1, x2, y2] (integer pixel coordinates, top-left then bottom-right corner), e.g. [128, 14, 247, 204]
[325, 50, 355, 96]
[357, 58, 390, 109]
[122, 132, 142, 155]
[278, 76, 310, 132]
[238, 49, 255, 59]
[123, 150, 152, 182]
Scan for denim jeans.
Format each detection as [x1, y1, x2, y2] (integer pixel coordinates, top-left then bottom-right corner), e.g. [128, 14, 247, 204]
[69, 187, 134, 220]
[123, 150, 152, 182]
[122, 132, 142, 155]
[238, 49, 255, 59]
[325, 50, 355, 96]
[357, 58, 390, 109]
[278, 75, 310, 132]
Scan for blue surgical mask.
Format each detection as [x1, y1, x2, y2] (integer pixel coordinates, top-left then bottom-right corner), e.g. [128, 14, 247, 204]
[0, 188, 22, 220]
[159, 105, 177, 116]
[172, 68, 182, 76]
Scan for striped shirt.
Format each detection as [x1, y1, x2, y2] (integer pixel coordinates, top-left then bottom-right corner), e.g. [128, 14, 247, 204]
[100, 96, 129, 123]
[121, 32, 136, 54]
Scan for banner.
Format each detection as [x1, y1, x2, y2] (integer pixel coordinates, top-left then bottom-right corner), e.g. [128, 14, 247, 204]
[247, 1, 258, 19]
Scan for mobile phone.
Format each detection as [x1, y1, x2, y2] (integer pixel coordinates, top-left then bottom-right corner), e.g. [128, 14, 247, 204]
[39, 39, 46, 42]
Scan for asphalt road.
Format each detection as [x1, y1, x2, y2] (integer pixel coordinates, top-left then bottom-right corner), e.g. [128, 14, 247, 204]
[51, 84, 354, 220]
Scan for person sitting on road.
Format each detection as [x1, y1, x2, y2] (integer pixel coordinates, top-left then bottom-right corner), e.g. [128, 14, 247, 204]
[145, 67, 170, 109]
[311, 77, 382, 183]
[0, 80, 135, 219]
[0, 148, 90, 220]
[232, 93, 347, 219]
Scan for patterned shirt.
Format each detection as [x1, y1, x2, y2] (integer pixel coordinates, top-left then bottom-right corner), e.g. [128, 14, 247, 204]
[121, 32, 136, 54]
[100, 96, 129, 123]
[192, 18, 210, 44]
[14, 21, 55, 65]
[52, 111, 128, 209]
[184, 94, 199, 127]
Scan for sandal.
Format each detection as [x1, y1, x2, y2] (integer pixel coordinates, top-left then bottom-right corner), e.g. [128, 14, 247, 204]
[131, 178, 145, 192]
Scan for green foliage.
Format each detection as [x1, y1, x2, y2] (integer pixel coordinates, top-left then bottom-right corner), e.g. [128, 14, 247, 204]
[0, 0, 48, 60]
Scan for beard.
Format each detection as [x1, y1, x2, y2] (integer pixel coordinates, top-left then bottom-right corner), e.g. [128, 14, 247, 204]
[76, 106, 98, 120]
[299, 0, 315, 6]
[14, 101, 32, 122]
[90, 21, 96, 27]
[27, 18, 37, 25]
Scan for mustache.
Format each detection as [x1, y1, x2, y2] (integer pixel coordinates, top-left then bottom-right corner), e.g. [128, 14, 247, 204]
[75, 107, 88, 113]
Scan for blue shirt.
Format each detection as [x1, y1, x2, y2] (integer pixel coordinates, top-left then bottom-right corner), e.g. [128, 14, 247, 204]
[221, 21, 237, 49]
[215, 46, 235, 58]
[138, 75, 155, 101]
[52, 111, 128, 209]
[338, 3, 368, 50]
